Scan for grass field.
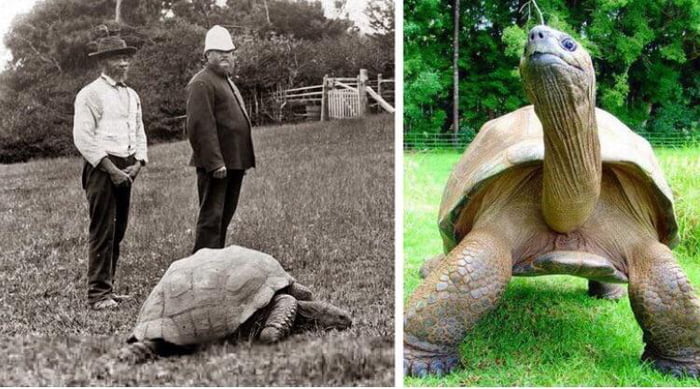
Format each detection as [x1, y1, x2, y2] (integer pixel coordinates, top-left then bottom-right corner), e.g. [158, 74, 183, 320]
[404, 148, 700, 386]
[0, 114, 394, 386]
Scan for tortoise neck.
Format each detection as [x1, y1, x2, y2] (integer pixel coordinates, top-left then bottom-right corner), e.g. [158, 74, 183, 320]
[537, 90, 601, 233]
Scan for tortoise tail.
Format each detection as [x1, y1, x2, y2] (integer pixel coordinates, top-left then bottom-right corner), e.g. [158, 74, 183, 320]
[260, 294, 298, 343]
[117, 340, 157, 364]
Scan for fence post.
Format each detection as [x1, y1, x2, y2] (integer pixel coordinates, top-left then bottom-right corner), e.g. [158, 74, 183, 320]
[377, 73, 382, 99]
[358, 68, 368, 117]
[321, 74, 329, 121]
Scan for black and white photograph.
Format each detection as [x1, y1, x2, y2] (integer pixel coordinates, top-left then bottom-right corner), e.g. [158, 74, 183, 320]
[0, 0, 395, 386]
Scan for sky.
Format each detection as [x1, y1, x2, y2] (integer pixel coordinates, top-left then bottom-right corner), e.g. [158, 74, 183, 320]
[0, 0, 40, 65]
[321, 0, 371, 32]
[0, 0, 371, 68]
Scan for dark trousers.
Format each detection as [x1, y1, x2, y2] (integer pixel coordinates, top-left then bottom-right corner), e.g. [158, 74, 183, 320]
[193, 168, 245, 253]
[82, 155, 134, 304]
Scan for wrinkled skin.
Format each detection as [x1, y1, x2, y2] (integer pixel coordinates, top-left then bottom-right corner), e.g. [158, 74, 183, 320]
[404, 25, 700, 379]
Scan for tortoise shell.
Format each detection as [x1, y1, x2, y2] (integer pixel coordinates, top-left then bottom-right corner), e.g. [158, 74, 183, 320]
[129, 245, 295, 346]
[438, 105, 677, 253]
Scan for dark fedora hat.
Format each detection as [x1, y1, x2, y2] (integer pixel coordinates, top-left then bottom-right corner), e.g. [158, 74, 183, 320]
[88, 35, 137, 58]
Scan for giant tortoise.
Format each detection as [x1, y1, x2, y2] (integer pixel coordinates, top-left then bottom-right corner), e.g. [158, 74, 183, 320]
[118, 245, 352, 362]
[404, 25, 700, 378]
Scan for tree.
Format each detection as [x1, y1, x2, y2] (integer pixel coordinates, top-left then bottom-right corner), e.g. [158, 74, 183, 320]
[452, 0, 459, 139]
[0, 0, 393, 162]
[366, 0, 395, 36]
[404, 0, 700, 145]
[404, 0, 452, 136]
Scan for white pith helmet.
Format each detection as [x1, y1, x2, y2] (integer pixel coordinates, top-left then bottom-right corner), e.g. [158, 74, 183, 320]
[204, 25, 235, 53]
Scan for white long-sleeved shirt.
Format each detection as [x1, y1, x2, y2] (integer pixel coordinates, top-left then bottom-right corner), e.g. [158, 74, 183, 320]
[73, 74, 148, 167]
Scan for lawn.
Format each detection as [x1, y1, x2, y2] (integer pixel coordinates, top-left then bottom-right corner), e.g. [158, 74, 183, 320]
[403, 148, 700, 386]
[0, 114, 395, 386]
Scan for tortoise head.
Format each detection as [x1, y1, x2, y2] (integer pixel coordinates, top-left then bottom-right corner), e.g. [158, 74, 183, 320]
[297, 300, 353, 330]
[519, 25, 595, 112]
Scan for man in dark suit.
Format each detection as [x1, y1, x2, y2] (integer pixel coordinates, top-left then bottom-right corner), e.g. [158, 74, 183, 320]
[186, 25, 255, 253]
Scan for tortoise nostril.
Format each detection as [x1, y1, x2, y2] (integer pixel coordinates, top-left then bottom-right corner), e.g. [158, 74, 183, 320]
[538, 32, 544, 39]
[530, 33, 534, 40]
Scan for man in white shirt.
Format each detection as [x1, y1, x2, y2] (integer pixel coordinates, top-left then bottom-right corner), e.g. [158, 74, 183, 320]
[73, 32, 148, 310]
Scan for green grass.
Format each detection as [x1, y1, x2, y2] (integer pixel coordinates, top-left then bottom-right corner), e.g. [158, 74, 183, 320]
[0, 114, 394, 386]
[403, 148, 700, 386]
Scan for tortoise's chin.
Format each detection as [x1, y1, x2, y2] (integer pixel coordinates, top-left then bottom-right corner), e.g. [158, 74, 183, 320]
[530, 52, 565, 66]
[527, 53, 583, 73]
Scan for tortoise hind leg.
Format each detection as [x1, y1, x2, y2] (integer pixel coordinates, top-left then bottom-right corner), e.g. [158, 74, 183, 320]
[628, 241, 700, 378]
[259, 294, 298, 343]
[587, 280, 626, 300]
[404, 229, 512, 377]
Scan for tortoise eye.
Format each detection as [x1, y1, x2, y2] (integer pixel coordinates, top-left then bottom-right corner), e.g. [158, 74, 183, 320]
[561, 38, 577, 52]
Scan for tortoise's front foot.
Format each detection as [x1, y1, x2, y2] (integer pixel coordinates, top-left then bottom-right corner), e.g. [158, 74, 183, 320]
[403, 341, 460, 378]
[642, 349, 700, 379]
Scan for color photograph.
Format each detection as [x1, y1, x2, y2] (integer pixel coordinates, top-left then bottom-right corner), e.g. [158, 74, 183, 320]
[404, 0, 700, 386]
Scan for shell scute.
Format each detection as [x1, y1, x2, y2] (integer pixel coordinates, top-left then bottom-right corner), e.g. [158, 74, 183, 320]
[165, 270, 191, 299]
[129, 245, 295, 345]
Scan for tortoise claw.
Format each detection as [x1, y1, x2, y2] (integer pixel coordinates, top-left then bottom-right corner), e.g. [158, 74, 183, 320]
[642, 350, 700, 379]
[404, 342, 460, 378]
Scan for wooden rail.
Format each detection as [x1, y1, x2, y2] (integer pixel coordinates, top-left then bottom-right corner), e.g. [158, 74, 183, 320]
[366, 86, 395, 113]
[272, 69, 395, 121]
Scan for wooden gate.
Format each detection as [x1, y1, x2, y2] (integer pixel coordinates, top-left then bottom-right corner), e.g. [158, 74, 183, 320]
[272, 69, 394, 122]
[328, 89, 359, 119]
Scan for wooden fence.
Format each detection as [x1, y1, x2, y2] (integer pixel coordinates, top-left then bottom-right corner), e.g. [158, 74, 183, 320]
[404, 131, 700, 151]
[273, 69, 395, 121]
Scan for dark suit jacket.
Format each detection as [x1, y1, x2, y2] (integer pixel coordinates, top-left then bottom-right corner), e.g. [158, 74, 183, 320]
[186, 67, 255, 172]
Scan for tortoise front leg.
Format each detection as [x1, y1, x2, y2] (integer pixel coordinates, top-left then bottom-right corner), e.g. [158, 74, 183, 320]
[419, 253, 445, 279]
[259, 294, 298, 343]
[404, 229, 512, 377]
[628, 241, 700, 378]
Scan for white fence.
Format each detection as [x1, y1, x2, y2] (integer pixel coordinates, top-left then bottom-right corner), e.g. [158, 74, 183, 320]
[328, 89, 359, 119]
[273, 69, 394, 121]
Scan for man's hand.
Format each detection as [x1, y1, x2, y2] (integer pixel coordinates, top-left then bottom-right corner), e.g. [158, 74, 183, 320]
[212, 166, 227, 179]
[99, 157, 132, 187]
[109, 170, 132, 187]
[123, 163, 142, 180]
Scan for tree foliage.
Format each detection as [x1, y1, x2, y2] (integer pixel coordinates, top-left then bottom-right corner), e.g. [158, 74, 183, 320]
[0, 0, 394, 163]
[404, 0, 700, 139]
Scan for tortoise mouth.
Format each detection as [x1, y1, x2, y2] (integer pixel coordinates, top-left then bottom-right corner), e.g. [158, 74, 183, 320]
[528, 52, 583, 73]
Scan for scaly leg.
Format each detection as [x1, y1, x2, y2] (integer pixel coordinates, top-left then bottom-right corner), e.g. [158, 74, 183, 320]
[404, 229, 512, 377]
[419, 253, 445, 279]
[628, 241, 700, 378]
[259, 294, 298, 343]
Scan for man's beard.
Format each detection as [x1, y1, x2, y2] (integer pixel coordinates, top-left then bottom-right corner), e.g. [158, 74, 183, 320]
[106, 67, 128, 82]
[208, 61, 232, 76]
